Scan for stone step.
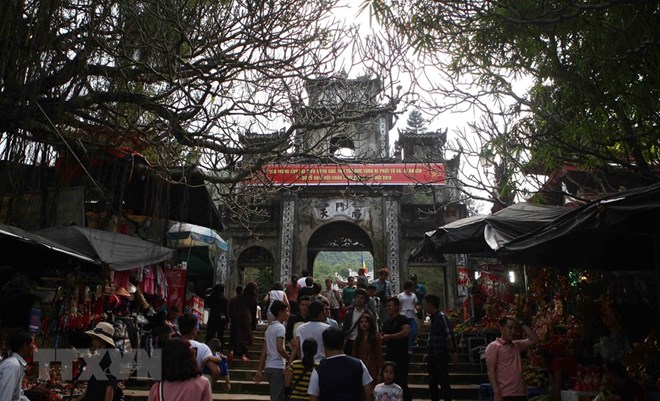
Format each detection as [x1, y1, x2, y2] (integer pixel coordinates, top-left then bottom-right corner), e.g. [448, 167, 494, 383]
[224, 358, 485, 374]
[184, 323, 488, 400]
[228, 347, 479, 367]
[124, 381, 484, 400]
[124, 388, 480, 401]
[210, 368, 487, 385]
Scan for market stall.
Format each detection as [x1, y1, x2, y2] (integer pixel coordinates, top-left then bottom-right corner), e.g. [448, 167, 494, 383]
[166, 221, 228, 323]
[412, 184, 660, 400]
[0, 224, 178, 400]
[411, 202, 571, 258]
[0, 224, 98, 264]
[36, 225, 173, 270]
[497, 182, 660, 270]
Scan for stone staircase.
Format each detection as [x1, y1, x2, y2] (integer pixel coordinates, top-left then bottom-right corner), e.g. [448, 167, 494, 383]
[123, 323, 488, 401]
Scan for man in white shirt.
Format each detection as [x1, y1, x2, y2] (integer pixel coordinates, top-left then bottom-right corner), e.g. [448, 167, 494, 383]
[0, 331, 33, 401]
[291, 301, 330, 362]
[397, 280, 420, 354]
[254, 300, 291, 401]
[179, 313, 225, 386]
[297, 270, 311, 288]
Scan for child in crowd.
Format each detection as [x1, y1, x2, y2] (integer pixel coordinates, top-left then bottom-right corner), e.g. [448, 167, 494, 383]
[205, 337, 231, 391]
[374, 361, 403, 401]
[285, 338, 319, 401]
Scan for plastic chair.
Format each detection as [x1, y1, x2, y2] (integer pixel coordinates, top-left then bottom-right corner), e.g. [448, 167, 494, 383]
[479, 383, 493, 401]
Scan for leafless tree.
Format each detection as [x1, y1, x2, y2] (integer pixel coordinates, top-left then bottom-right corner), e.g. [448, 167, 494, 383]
[1, 0, 422, 226]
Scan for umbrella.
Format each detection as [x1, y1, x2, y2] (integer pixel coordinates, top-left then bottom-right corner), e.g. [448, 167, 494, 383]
[166, 222, 228, 251]
[35, 225, 173, 270]
[496, 182, 660, 269]
[0, 224, 98, 264]
[411, 202, 571, 258]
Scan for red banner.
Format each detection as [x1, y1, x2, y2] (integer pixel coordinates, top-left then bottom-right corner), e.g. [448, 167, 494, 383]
[165, 268, 187, 313]
[186, 294, 204, 323]
[250, 163, 446, 186]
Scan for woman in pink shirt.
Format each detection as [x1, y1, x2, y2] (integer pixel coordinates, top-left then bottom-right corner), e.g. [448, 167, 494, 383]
[148, 338, 213, 401]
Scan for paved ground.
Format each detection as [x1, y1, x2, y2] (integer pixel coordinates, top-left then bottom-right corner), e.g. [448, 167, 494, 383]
[124, 389, 271, 400]
[124, 385, 484, 401]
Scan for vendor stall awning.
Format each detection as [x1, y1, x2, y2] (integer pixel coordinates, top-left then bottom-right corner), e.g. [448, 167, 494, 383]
[497, 182, 660, 269]
[166, 222, 228, 251]
[36, 225, 173, 270]
[0, 224, 98, 263]
[411, 202, 571, 258]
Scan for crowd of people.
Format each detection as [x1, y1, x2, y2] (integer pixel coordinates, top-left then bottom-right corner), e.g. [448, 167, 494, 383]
[10, 269, 516, 401]
[245, 268, 645, 401]
[0, 268, 644, 401]
[242, 267, 462, 401]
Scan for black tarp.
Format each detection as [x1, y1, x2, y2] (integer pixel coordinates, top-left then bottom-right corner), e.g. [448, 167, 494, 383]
[411, 202, 571, 257]
[35, 225, 173, 270]
[0, 224, 98, 264]
[496, 183, 660, 270]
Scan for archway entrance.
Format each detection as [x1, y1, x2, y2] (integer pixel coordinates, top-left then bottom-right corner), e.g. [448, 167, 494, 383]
[307, 222, 374, 281]
[237, 246, 274, 296]
[408, 252, 448, 309]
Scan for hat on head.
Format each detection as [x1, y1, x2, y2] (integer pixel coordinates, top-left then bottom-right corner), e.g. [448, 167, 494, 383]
[410, 274, 418, 280]
[84, 322, 115, 347]
[115, 287, 131, 298]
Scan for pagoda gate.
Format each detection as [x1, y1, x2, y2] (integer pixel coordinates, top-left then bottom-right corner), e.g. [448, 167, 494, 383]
[218, 76, 467, 308]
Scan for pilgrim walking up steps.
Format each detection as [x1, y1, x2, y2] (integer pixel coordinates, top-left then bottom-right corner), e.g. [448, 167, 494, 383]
[122, 316, 489, 400]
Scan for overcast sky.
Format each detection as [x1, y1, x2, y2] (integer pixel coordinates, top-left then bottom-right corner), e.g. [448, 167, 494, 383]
[333, 2, 539, 214]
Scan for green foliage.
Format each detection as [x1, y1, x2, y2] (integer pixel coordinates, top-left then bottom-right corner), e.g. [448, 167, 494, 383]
[404, 109, 427, 134]
[312, 251, 373, 280]
[366, 0, 660, 196]
[244, 265, 274, 298]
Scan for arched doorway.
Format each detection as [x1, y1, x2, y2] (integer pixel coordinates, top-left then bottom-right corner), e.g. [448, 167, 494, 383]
[307, 222, 374, 279]
[237, 246, 274, 296]
[407, 252, 448, 309]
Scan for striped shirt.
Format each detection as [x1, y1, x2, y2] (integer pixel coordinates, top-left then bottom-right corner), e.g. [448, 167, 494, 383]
[288, 359, 317, 400]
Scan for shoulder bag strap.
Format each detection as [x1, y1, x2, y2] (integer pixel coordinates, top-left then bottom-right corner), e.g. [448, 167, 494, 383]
[347, 310, 361, 335]
[159, 381, 164, 401]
